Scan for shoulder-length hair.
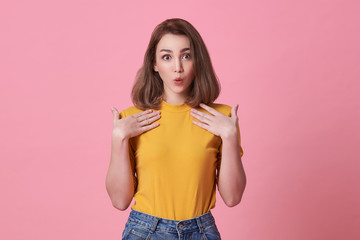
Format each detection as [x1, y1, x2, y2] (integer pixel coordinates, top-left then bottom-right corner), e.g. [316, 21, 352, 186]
[131, 18, 221, 110]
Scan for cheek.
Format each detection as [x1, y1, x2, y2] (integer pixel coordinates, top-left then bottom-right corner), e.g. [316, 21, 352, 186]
[156, 66, 173, 81]
[156, 63, 170, 73]
[185, 63, 195, 75]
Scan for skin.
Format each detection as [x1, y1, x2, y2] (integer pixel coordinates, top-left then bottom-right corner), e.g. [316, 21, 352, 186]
[106, 33, 246, 210]
[106, 108, 161, 210]
[190, 104, 246, 206]
[153, 33, 195, 105]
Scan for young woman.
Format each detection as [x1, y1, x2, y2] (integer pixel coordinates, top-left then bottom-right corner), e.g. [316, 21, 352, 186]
[106, 18, 246, 240]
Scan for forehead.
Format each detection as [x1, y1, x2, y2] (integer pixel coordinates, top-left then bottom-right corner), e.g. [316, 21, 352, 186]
[156, 34, 190, 51]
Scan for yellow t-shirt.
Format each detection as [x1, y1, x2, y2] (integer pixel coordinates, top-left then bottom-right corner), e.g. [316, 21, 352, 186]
[119, 100, 244, 220]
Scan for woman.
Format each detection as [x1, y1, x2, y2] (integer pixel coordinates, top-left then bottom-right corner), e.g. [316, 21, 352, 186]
[106, 18, 246, 240]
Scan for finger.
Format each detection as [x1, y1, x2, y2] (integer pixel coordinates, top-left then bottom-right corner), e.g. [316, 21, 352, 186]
[190, 110, 212, 124]
[111, 107, 120, 120]
[192, 119, 210, 131]
[141, 122, 160, 133]
[199, 103, 221, 116]
[133, 109, 153, 118]
[138, 113, 161, 127]
[137, 111, 160, 123]
[231, 104, 239, 118]
[191, 108, 212, 120]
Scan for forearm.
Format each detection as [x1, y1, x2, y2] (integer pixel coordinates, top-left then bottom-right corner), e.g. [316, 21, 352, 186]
[105, 134, 135, 210]
[217, 133, 246, 207]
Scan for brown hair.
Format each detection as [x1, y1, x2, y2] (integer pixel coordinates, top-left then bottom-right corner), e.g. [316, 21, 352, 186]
[131, 18, 221, 110]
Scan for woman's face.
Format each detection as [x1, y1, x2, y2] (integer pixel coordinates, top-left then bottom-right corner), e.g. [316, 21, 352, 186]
[154, 33, 195, 102]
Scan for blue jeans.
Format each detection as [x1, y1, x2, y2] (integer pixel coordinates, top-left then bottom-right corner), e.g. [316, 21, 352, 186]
[122, 209, 222, 240]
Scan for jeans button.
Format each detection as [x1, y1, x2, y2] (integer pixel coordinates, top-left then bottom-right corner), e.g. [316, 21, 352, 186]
[179, 224, 183, 229]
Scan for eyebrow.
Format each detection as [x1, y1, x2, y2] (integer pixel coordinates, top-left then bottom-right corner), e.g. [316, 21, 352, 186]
[159, 48, 190, 53]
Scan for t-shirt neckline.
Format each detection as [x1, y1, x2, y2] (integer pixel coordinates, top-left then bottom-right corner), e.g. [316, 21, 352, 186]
[160, 99, 192, 112]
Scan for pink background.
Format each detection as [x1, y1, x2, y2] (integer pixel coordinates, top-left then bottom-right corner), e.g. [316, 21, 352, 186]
[1, 0, 359, 239]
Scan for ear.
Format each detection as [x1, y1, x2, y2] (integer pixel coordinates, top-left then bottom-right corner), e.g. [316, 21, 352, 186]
[153, 63, 158, 72]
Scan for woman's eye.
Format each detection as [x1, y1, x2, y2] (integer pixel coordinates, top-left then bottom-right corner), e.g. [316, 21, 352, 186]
[183, 53, 191, 59]
[162, 55, 171, 60]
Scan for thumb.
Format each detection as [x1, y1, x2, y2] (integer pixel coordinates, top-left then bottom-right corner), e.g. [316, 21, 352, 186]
[231, 104, 238, 119]
[111, 107, 120, 120]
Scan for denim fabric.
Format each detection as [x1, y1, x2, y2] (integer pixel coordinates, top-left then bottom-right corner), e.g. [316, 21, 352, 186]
[122, 209, 221, 240]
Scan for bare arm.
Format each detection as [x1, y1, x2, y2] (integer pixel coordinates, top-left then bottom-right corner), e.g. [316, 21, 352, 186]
[217, 133, 246, 207]
[105, 107, 161, 211]
[105, 134, 135, 210]
[190, 103, 246, 207]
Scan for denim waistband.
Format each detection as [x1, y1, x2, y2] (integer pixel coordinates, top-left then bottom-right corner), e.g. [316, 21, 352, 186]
[127, 209, 216, 234]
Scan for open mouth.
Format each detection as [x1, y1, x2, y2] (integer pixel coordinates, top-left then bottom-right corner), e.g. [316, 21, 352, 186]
[174, 78, 183, 85]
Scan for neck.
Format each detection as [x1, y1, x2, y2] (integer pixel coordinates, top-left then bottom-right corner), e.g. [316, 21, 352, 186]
[162, 94, 188, 105]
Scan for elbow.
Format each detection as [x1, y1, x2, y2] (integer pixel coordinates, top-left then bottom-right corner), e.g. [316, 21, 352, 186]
[225, 196, 243, 207]
[224, 184, 246, 207]
[111, 199, 130, 211]
[105, 179, 134, 211]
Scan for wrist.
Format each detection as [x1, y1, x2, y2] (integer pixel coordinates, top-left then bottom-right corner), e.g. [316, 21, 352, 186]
[112, 129, 129, 142]
[220, 131, 238, 141]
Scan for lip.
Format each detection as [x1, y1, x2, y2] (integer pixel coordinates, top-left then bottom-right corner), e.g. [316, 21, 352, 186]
[174, 77, 184, 85]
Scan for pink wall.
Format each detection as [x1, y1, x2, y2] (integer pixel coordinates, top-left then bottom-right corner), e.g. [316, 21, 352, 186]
[1, 0, 359, 239]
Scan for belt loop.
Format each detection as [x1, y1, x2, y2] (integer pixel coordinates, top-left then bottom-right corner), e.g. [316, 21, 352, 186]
[150, 217, 160, 233]
[196, 217, 204, 233]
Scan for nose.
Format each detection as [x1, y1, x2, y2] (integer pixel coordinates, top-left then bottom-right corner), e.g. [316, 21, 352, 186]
[174, 58, 184, 73]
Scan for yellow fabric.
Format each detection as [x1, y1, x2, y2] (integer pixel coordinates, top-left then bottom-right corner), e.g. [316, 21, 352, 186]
[119, 100, 244, 220]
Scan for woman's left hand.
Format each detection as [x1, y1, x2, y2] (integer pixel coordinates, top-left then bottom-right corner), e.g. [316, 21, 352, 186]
[190, 103, 239, 139]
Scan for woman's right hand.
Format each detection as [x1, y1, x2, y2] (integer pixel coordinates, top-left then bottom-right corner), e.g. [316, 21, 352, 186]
[111, 107, 161, 140]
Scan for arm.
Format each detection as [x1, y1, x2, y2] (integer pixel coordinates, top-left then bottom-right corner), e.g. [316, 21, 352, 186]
[217, 131, 246, 207]
[105, 107, 160, 211]
[105, 134, 135, 211]
[190, 103, 246, 207]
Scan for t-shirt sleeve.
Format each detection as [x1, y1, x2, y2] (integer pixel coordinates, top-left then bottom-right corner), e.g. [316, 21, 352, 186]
[119, 109, 138, 193]
[216, 120, 244, 185]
